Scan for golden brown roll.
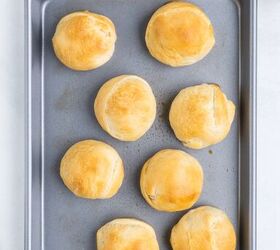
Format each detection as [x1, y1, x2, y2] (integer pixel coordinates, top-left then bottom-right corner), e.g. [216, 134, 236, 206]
[169, 84, 235, 149]
[94, 75, 156, 141]
[60, 140, 124, 199]
[52, 11, 117, 71]
[97, 218, 159, 250]
[140, 149, 203, 212]
[171, 206, 236, 250]
[145, 1, 215, 67]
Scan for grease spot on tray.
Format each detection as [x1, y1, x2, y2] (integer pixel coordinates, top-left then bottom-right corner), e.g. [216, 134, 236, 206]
[55, 87, 75, 111]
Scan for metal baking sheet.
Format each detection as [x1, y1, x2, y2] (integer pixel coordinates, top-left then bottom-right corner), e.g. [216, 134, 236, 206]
[25, 0, 257, 249]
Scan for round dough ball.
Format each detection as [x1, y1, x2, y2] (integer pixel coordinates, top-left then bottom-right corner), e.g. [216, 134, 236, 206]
[145, 1, 215, 67]
[169, 84, 235, 149]
[97, 218, 159, 250]
[171, 206, 236, 250]
[94, 75, 156, 141]
[52, 11, 117, 71]
[60, 140, 124, 199]
[140, 149, 203, 212]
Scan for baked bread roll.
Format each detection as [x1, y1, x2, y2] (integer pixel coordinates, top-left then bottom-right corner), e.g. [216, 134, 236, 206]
[60, 140, 124, 199]
[145, 1, 215, 67]
[94, 75, 156, 141]
[171, 206, 236, 250]
[52, 11, 117, 71]
[169, 84, 235, 149]
[97, 218, 159, 250]
[140, 149, 203, 212]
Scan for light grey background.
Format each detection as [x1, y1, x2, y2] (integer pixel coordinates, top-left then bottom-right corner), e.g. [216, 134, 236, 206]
[0, 0, 279, 249]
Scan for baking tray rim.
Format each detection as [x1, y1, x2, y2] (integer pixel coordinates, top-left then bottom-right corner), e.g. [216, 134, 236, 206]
[24, 0, 258, 249]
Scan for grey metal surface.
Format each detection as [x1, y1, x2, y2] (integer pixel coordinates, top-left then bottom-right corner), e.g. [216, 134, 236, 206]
[25, 0, 257, 249]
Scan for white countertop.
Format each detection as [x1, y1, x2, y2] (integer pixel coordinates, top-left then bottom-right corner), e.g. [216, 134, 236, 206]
[257, 0, 280, 249]
[0, 0, 279, 249]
